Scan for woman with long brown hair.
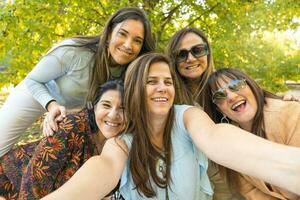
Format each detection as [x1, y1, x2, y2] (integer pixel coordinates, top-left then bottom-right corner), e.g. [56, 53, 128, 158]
[203, 68, 300, 199]
[0, 7, 155, 157]
[165, 27, 214, 106]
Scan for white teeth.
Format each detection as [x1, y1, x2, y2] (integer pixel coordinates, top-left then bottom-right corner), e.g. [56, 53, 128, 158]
[105, 121, 120, 127]
[186, 64, 199, 70]
[232, 100, 246, 110]
[152, 97, 167, 102]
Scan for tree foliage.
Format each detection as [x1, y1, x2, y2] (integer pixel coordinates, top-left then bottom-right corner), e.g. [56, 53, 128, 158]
[1, 0, 299, 92]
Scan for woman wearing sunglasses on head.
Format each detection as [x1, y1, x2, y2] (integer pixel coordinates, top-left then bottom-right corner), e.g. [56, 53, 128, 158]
[202, 68, 300, 200]
[0, 7, 154, 157]
[0, 80, 126, 200]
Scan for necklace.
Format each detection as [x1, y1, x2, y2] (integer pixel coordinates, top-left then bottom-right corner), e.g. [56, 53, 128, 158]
[156, 158, 166, 178]
[156, 158, 169, 200]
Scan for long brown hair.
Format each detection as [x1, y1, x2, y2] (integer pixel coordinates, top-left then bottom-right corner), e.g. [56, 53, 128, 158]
[48, 7, 155, 103]
[124, 53, 177, 197]
[166, 27, 214, 106]
[202, 68, 281, 190]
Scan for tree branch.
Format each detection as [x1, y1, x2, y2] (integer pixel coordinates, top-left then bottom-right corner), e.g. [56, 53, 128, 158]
[185, 2, 221, 28]
[156, 3, 182, 45]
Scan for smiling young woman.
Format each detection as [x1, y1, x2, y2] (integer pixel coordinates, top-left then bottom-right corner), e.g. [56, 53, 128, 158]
[0, 80, 126, 199]
[203, 68, 300, 199]
[166, 27, 214, 105]
[0, 7, 155, 157]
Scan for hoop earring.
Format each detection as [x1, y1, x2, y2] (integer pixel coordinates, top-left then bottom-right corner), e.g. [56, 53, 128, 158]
[221, 115, 229, 123]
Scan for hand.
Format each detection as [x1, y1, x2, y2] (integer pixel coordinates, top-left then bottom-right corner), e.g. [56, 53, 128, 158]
[43, 101, 66, 137]
[282, 93, 299, 102]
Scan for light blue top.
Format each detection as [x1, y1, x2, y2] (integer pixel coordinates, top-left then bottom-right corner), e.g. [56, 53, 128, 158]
[119, 105, 213, 200]
[23, 39, 94, 109]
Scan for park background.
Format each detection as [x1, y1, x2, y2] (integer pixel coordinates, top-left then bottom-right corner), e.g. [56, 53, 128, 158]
[0, 0, 300, 143]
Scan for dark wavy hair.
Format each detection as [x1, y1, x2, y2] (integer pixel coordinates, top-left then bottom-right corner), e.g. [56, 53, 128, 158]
[88, 79, 124, 133]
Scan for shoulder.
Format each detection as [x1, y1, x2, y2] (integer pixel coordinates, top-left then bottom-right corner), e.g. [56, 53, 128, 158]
[47, 39, 94, 59]
[118, 133, 133, 152]
[264, 98, 300, 116]
[264, 98, 300, 142]
[47, 39, 76, 54]
[178, 104, 206, 120]
[174, 104, 208, 133]
[102, 137, 129, 159]
[174, 104, 195, 118]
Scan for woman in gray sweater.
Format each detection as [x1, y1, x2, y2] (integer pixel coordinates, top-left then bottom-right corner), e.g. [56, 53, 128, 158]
[0, 7, 155, 156]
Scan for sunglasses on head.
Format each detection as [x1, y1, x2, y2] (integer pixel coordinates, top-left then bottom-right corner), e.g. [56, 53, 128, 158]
[175, 43, 209, 63]
[212, 79, 247, 104]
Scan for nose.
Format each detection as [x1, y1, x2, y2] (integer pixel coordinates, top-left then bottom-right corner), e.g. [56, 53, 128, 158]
[186, 51, 196, 63]
[107, 108, 121, 119]
[123, 38, 133, 50]
[226, 89, 238, 102]
[157, 82, 167, 93]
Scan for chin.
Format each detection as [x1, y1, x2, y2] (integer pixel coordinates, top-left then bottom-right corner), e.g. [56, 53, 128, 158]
[103, 132, 117, 139]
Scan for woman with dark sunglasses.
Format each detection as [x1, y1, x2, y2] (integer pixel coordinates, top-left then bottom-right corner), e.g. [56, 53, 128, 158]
[166, 27, 243, 200]
[202, 68, 300, 200]
[166, 27, 214, 106]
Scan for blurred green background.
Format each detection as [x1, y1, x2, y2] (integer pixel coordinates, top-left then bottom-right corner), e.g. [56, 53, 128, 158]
[0, 0, 300, 92]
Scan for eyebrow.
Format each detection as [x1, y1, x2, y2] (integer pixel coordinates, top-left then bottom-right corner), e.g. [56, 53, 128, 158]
[119, 28, 144, 40]
[179, 43, 206, 50]
[147, 76, 173, 80]
[99, 100, 111, 103]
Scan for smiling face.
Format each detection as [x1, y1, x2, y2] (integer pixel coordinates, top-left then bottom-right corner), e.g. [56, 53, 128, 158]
[177, 32, 208, 80]
[214, 77, 258, 130]
[108, 19, 144, 65]
[146, 61, 175, 118]
[94, 90, 125, 138]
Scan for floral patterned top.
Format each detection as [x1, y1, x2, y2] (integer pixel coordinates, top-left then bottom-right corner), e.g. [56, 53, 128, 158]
[0, 108, 99, 200]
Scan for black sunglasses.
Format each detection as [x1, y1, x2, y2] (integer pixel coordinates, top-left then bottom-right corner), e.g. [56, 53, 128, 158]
[175, 43, 209, 63]
[212, 79, 247, 104]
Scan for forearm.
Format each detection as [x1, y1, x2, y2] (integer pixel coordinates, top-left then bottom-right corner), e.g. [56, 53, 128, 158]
[24, 54, 65, 109]
[42, 155, 121, 200]
[24, 78, 55, 109]
[201, 123, 300, 195]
